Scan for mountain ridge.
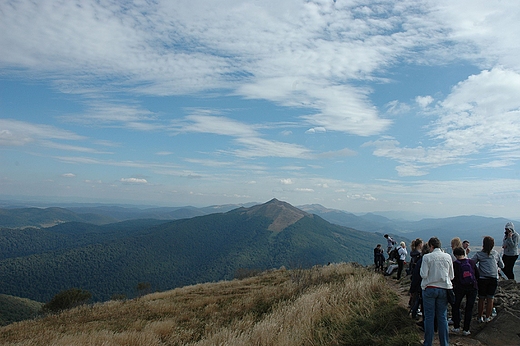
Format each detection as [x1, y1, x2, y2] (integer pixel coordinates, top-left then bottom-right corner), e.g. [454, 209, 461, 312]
[0, 199, 383, 302]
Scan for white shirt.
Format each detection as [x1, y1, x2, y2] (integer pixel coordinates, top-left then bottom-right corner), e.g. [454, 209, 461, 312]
[420, 248, 454, 290]
[398, 246, 407, 261]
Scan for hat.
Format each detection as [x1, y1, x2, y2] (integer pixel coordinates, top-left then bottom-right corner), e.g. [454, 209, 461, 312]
[505, 222, 515, 231]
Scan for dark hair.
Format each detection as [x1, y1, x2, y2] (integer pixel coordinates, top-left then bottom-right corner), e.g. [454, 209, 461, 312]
[482, 236, 494, 255]
[414, 238, 423, 249]
[462, 240, 469, 244]
[384, 234, 389, 238]
[428, 237, 441, 249]
[421, 244, 431, 255]
[453, 247, 465, 257]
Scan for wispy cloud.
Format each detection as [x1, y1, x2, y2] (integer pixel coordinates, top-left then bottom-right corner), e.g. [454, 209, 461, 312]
[120, 177, 148, 184]
[0, 119, 85, 146]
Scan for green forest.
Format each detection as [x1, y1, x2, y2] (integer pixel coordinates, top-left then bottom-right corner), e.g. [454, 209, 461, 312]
[0, 201, 384, 303]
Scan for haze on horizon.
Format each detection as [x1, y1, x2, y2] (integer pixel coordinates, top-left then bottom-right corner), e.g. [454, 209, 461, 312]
[2, 1, 520, 219]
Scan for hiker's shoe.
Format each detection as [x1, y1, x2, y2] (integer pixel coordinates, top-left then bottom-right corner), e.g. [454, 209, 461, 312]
[485, 316, 493, 323]
[492, 308, 497, 317]
[448, 319, 454, 325]
[477, 316, 485, 323]
[450, 327, 460, 334]
[462, 330, 471, 336]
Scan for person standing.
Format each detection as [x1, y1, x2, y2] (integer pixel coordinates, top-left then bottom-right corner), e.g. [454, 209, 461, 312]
[374, 244, 385, 272]
[450, 247, 478, 336]
[420, 237, 454, 346]
[472, 236, 504, 323]
[396, 241, 408, 280]
[408, 238, 423, 276]
[384, 234, 396, 254]
[450, 237, 462, 261]
[462, 240, 471, 256]
[502, 222, 519, 280]
[410, 244, 430, 323]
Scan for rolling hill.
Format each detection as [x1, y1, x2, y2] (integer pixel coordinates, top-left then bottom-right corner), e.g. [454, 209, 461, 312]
[0, 199, 384, 303]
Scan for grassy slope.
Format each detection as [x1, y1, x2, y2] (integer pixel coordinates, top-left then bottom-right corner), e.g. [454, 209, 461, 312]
[0, 264, 421, 346]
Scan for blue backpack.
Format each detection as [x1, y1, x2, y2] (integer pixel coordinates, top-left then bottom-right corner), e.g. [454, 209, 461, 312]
[456, 259, 476, 287]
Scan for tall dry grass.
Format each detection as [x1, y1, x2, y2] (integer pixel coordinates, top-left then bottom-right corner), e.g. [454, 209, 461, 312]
[0, 263, 420, 346]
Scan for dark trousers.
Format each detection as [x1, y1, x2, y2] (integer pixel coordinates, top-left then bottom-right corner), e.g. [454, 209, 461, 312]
[397, 259, 404, 279]
[374, 256, 384, 271]
[502, 254, 518, 280]
[410, 291, 422, 318]
[452, 286, 477, 332]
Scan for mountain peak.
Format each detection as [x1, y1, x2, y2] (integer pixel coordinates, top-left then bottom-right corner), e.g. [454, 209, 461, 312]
[245, 199, 310, 232]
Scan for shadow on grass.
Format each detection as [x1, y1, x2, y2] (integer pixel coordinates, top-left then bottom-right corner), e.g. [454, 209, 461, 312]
[331, 303, 422, 346]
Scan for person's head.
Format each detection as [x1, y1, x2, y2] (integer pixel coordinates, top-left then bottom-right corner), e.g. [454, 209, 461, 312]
[400, 241, 406, 248]
[384, 234, 389, 238]
[421, 244, 431, 255]
[482, 236, 494, 255]
[428, 237, 441, 249]
[453, 247, 466, 259]
[451, 237, 462, 249]
[376, 244, 381, 249]
[462, 240, 470, 249]
[414, 238, 423, 250]
[505, 222, 515, 235]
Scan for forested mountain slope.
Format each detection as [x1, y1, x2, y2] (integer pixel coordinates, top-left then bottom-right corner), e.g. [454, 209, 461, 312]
[0, 199, 383, 302]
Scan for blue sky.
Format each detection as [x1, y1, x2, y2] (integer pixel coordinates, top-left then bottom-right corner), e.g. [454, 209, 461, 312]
[2, 0, 520, 218]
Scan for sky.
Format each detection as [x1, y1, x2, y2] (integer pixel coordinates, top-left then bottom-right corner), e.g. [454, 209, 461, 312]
[2, 0, 520, 219]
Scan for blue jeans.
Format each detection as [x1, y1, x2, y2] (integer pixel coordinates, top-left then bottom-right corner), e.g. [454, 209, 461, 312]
[422, 287, 449, 346]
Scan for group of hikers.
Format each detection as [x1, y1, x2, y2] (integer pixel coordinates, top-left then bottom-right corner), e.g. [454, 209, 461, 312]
[373, 222, 519, 346]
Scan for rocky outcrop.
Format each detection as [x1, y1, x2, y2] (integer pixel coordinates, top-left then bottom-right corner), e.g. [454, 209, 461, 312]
[475, 280, 520, 346]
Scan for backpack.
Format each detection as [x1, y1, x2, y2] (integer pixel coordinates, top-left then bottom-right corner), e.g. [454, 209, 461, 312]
[456, 259, 476, 287]
[389, 248, 399, 262]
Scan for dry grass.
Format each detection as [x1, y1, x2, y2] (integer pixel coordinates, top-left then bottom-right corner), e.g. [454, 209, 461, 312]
[0, 263, 420, 346]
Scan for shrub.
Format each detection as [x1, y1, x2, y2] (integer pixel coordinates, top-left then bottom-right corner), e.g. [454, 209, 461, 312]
[42, 288, 92, 313]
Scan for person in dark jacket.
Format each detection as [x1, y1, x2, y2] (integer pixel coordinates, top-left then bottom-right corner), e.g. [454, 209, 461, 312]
[408, 238, 423, 276]
[450, 247, 478, 336]
[374, 244, 385, 272]
[409, 245, 430, 321]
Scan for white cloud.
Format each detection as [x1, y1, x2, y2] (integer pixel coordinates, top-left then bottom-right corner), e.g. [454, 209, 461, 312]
[61, 173, 76, 178]
[295, 188, 314, 192]
[367, 68, 520, 176]
[0, 119, 85, 146]
[415, 96, 434, 108]
[305, 127, 326, 134]
[120, 177, 148, 184]
[280, 178, 293, 185]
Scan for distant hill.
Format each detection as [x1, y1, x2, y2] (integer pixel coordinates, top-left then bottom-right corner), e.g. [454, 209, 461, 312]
[299, 204, 517, 249]
[0, 294, 42, 326]
[0, 207, 117, 228]
[0, 199, 384, 302]
[0, 203, 256, 229]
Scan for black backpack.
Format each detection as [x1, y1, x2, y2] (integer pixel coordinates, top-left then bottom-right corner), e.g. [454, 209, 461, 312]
[389, 248, 399, 262]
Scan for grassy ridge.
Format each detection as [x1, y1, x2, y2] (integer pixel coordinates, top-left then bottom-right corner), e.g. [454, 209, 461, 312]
[0, 263, 420, 346]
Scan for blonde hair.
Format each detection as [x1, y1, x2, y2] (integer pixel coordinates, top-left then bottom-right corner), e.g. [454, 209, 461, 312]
[400, 241, 406, 247]
[451, 237, 462, 249]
